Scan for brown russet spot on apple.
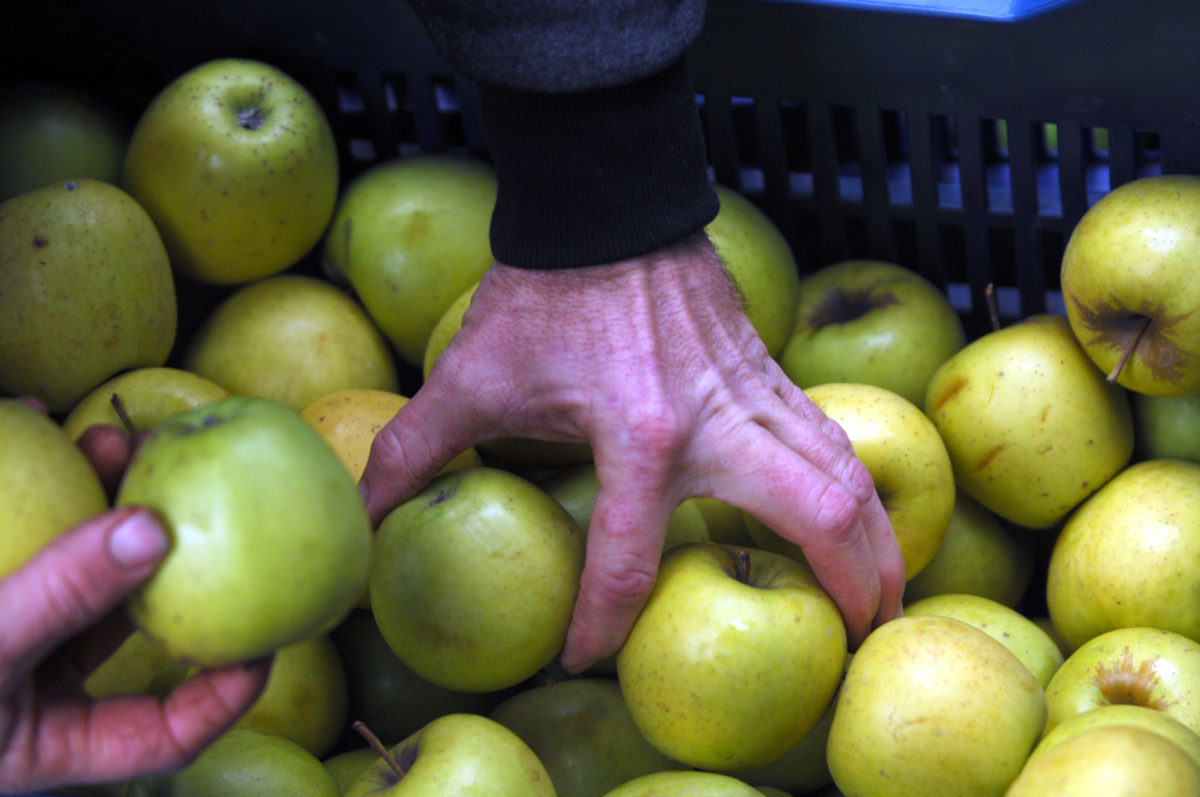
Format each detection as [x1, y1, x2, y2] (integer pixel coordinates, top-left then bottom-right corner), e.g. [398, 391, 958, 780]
[929, 376, 967, 413]
[809, 282, 899, 328]
[974, 443, 1009, 472]
[1069, 292, 1197, 387]
[1092, 647, 1174, 711]
[31, 234, 47, 248]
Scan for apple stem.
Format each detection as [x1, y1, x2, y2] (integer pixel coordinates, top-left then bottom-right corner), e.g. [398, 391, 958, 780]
[109, 393, 137, 435]
[1106, 316, 1151, 384]
[734, 548, 752, 584]
[985, 283, 1001, 331]
[353, 720, 407, 779]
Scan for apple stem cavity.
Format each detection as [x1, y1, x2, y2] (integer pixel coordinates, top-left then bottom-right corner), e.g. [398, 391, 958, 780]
[734, 548, 752, 585]
[353, 720, 407, 779]
[1106, 316, 1152, 384]
[109, 392, 136, 435]
[236, 107, 265, 131]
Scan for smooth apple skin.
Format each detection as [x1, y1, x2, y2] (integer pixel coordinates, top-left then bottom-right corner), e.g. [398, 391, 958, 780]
[826, 615, 1047, 797]
[1047, 459, 1200, 651]
[1043, 626, 1200, 739]
[62, 366, 230, 441]
[369, 467, 585, 693]
[617, 542, 846, 772]
[117, 396, 372, 667]
[600, 770, 764, 797]
[1133, 391, 1200, 462]
[344, 713, 555, 797]
[1029, 704, 1200, 772]
[779, 259, 966, 407]
[1061, 174, 1200, 396]
[1006, 724, 1200, 797]
[122, 58, 339, 284]
[924, 313, 1134, 529]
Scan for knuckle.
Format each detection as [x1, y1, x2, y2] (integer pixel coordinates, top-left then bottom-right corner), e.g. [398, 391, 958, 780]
[581, 555, 659, 615]
[810, 480, 863, 548]
[620, 401, 689, 459]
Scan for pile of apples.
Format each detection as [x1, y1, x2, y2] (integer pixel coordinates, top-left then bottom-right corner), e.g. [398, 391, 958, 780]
[4, 54, 1200, 797]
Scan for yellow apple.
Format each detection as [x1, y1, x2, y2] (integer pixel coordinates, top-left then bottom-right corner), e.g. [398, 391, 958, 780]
[1030, 704, 1200, 772]
[83, 629, 190, 700]
[62, 366, 229, 441]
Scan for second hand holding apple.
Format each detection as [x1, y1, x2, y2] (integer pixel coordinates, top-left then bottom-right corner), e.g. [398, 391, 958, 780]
[358, 231, 906, 671]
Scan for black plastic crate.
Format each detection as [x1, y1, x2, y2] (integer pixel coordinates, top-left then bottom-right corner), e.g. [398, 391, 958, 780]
[6, 0, 1200, 341]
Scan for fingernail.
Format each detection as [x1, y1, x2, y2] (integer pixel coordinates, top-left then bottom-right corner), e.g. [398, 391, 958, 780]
[108, 513, 169, 569]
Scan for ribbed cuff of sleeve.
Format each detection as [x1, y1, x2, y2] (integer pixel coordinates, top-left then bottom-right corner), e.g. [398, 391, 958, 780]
[478, 57, 720, 269]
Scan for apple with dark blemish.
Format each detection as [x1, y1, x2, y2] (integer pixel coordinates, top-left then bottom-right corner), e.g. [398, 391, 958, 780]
[1061, 174, 1200, 396]
[923, 313, 1133, 529]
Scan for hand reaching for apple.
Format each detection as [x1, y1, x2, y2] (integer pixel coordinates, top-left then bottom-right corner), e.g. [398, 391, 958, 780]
[358, 231, 906, 672]
[0, 405, 271, 793]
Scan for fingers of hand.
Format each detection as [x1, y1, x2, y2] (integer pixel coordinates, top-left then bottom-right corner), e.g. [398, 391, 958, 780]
[76, 425, 135, 497]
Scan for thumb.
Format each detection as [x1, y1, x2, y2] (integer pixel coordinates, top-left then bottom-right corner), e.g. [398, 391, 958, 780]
[0, 507, 168, 686]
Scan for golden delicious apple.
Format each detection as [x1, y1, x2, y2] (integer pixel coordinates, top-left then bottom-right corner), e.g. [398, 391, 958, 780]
[601, 771, 764, 796]
[924, 313, 1134, 529]
[705, 183, 801, 357]
[749, 382, 955, 581]
[122, 58, 339, 284]
[83, 628, 190, 700]
[1047, 458, 1200, 650]
[0, 398, 108, 579]
[1006, 724, 1200, 797]
[184, 274, 399, 412]
[826, 615, 1047, 797]
[422, 281, 478, 379]
[0, 179, 176, 412]
[322, 153, 497, 366]
[323, 748, 379, 794]
[726, 698, 836, 795]
[1133, 390, 1200, 462]
[1060, 174, 1200, 396]
[1030, 704, 1200, 772]
[617, 543, 846, 772]
[62, 366, 229, 441]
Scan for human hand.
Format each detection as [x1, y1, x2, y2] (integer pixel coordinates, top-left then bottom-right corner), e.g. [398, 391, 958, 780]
[0, 406, 271, 793]
[359, 232, 906, 672]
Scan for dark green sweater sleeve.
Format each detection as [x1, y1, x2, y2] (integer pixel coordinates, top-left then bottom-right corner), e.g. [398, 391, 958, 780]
[407, 1, 720, 268]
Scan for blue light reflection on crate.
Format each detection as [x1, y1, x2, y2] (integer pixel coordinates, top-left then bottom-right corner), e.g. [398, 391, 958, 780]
[745, 0, 1084, 21]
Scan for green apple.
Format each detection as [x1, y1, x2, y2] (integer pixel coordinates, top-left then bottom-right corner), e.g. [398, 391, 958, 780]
[617, 542, 846, 771]
[488, 677, 678, 797]
[83, 629, 190, 700]
[344, 713, 555, 796]
[726, 697, 836, 795]
[0, 398, 108, 579]
[0, 80, 128, 201]
[330, 608, 498, 746]
[1006, 724, 1200, 797]
[322, 153, 496, 366]
[116, 396, 371, 667]
[1047, 459, 1200, 651]
[1060, 174, 1200, 396]
[924, 313, 1134, 529]
[601, 771, 764, 797]
[540, 463, 711, 551]
[370, 467, 585, 693]
[184, 274, 400, 412]
[324, 748, 380, 794]
[826, 615, 1047, 797]
[122, 58, 339, 284]
[422, 281, 478, 379]
[125, 728, 341, 797]
[902, 489, 1035, 608]
[778, 259, 966, 407]
[0, 178, 176, 412]
[904, 593, 1064, 687]
[705, 183, 801, 358]
[748, 382, 955, 581]
[1132, 391, 1200, 462]
[1030, 704, 1200, 771]
[232, 633, 348, 758]
[691, 497, 754, 547]
[62, 366, 229, 441]
[1043, 626, 1200, 738]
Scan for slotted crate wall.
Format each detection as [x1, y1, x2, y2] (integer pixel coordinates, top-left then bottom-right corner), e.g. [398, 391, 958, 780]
[6, 0, 1200, 341]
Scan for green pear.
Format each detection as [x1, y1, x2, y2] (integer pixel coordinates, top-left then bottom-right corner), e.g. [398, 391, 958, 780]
[344, 713, 555, 796]
[330, 608, 498, 747]
[125, 728, 341, 796]
[488, 677, 679, 797]
[601, 771, 764, 797]
[0, 179, 176, 412]
[83, 629, 190, 700]
[62, 366, 229, 441]
[1047, 458, 1200, 650]
[904, 593, 1064, 687]
[902, 489, 1035, 608]
[370, 467, 585, 693]
[1006, 724, 1200, 797]
[232, 633, 349, 759]
[0, 398, 108, 579]
[924, 313, 1134, 529]
[116, 396, 372, 667]
[0, 81, 128, 202]
[322, 153, 497, 367]
[826, 615, 1047, 797]
[184, 274, 399, 413]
